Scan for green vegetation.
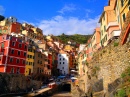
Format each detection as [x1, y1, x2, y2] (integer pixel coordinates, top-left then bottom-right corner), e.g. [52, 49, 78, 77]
[56, 33, 91, 44]
[121, 73, 126, 78]
[114, 42, 119, 47]
[121, 67, 130, 81]
[116, 89, 126, 97]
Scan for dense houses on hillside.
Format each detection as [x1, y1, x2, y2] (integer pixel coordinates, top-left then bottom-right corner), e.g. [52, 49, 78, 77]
[77, 0, 130, 94]
[0, 16, 78, 79]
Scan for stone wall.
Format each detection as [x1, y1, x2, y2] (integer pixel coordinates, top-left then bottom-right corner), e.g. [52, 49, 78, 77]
[0, 73, 42, 94]
[87, 39, 130, 96]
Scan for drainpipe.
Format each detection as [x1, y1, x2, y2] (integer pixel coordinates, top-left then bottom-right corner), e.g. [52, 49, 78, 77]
[4, 35, 10, 72]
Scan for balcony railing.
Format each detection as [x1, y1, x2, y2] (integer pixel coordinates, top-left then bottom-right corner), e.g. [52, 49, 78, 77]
[111, 30, 121, 37]
[106, 22, 119, 30]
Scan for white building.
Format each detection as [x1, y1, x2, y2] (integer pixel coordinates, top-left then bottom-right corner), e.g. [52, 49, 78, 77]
[7, 16, 17, 23]
[57, 51, 69, 75]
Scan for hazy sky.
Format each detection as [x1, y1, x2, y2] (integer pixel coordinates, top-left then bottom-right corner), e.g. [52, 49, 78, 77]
[0, 0, 107, 35]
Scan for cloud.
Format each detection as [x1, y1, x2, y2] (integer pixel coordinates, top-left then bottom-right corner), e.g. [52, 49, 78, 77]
[58, 4, 76, 14]
[85, 9, 94, 18]
[37, 15, 100, 36]
[0, 5, 5, 15]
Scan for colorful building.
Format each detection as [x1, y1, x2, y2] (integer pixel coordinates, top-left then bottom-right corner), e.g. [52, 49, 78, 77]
[57, 50, 69, 75]
[34, 50, 44, 74]
[31, 27, 44, 40]
[118, 0, 130, 29]
[91, 27, 101, 52]
[99, 0, 116, 46]
[86, 39, 92, 61]
[120, 10, 130, 44]
[25, 39, 35, 76]
[0, 34, 28, 74]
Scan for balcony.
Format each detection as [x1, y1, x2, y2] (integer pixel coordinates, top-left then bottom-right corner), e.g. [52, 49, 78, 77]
[111, 30, 121, 37]
[106, 22, 119, 31]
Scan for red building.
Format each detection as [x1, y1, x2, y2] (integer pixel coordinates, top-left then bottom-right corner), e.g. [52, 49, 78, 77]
[10, 22, 21, 34]
[48, 53, 52, 69]
[0, 34, 28, 74]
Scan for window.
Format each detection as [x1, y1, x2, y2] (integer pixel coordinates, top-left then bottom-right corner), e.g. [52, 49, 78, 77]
[62, 67, 64, 69]
[60, 58, 61, 60]
[38, 54, 40, 57]
[16, 67, 20, 74]
[129, 6, 130, 10]
[10, 68, 14, 73]
[104, 26, 106, 32]
[30, 55, 32, 58]
[10, 58, 13, 63]
[26, 61, 28, 65]
[63, 58, 65, 60]
[63, 62, 64, 64]
[104, 14, 105, 21]
[121, 0, 124, 7]
[16, 59, 19, 64]
[60, 62, 61, 64]
[118, 16, 120, 23]
[22, 60, 25, 64]
[12, 42, 15, 46]
[18, 51, 20, 56]
[2, 36, 4, 40]
[28, 55, 29, 58]
[38, 60, 39, 64]
[0, 57, 2, 61]
[1, 43, 4, 48]
[19, 44, 22, 48]
[122, 13, 126, 22]
[24, 45, 27, 49]
[24, 52, 26, 57]
[11, 49, 14, 54]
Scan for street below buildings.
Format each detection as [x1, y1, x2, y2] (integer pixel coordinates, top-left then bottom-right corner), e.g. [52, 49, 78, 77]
[50, 92, 72, 97]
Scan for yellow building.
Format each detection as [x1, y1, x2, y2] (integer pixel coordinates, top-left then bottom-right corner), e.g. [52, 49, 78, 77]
[25, 40, 35, 76]
[99, 0, 116, 46]
[118, 0, 130, 28]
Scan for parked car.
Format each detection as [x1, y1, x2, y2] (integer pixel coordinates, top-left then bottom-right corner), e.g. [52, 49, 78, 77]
[41, 84, 47, 89]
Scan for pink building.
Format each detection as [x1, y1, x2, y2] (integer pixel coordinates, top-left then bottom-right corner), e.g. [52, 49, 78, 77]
[86, 39, 92, 61]
[91, 27, 101, 52]
[0, 34, 28, 74]
[106, 22, 121, 44]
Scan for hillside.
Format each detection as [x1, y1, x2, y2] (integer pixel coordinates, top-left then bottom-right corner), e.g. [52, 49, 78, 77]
[56, 33, 91, 44]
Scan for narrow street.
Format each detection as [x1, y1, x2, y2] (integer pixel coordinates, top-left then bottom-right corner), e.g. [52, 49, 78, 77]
[50, 92, 72, 97]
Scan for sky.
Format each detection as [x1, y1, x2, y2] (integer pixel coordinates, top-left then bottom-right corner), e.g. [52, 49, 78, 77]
[0, 0, 107, 35]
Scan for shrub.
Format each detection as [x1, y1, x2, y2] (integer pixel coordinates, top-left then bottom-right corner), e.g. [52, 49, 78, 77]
[114, 42, 119, 47]
[117, 89, 126, 97]
[121, 73, 126, 78]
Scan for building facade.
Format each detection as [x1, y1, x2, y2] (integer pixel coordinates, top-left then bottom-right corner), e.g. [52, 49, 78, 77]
[57, 50, 69, 75]
[0, 34, 28, 74]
